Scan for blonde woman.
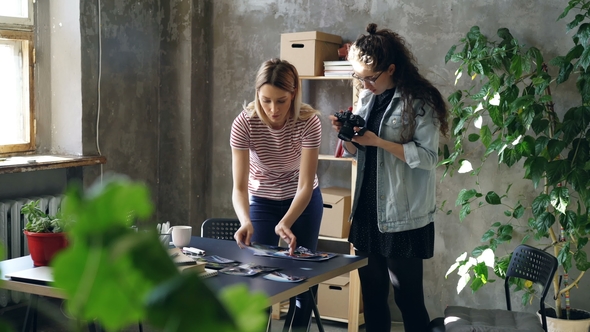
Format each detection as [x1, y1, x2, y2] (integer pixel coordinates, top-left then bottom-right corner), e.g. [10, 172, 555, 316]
[230, 58, 322, 330]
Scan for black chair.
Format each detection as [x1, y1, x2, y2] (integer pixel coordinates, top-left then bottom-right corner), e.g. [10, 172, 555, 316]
[200, 218, 240, 240]
[444, 244, 558, 332]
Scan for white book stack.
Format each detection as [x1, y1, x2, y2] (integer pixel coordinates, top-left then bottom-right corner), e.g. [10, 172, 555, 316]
[323, 60, 354, 77]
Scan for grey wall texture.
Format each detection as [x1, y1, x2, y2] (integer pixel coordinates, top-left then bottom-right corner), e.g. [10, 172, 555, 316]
[207, 0, 587, 318]
[0, 0, 583, 322]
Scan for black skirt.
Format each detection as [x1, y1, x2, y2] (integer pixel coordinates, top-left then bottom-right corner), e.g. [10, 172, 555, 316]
[348, 88, 434, 259]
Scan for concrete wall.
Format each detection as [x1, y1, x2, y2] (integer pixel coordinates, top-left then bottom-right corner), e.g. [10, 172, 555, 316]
[2, 0, 584, 321]
[77, 0, 212, 227]
[206, 0, 586, 319]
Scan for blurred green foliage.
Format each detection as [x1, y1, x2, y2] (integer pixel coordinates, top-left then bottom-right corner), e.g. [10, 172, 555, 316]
[47, 174, 268, 332]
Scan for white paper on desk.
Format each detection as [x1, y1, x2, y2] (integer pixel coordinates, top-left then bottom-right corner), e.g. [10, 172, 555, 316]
[5, 266, 54, 284]
[263, 271, 306, 283]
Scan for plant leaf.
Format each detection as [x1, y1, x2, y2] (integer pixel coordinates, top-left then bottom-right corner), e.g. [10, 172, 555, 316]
[485, 191, 502, 205]
[558, 242, 572, 272]
[550, 186, 570, 215]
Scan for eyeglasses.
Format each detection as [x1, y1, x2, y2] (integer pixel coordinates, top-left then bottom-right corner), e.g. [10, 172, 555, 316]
[351, 71, 384, 85]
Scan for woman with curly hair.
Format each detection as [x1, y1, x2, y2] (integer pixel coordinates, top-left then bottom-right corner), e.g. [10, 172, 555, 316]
[330, 24, 449, 332]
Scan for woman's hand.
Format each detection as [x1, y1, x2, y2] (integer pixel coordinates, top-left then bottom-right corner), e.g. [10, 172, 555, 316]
[329, 113, 343, 133]
[234, 222, 254, 248]
[352, 128, 381, 147]
[275, 222, 297, 255]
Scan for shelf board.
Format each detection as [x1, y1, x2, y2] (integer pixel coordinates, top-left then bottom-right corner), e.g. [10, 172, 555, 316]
[318, 235, 349, 243]
[318, 154, 354, 162]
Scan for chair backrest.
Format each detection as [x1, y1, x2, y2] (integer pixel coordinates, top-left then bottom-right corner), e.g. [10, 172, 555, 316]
[504, 244, 558, 332]
[201, 218, 240, 240]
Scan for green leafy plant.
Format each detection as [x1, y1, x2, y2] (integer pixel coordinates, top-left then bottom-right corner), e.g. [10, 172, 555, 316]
[22, 200, 65, 233]
[42, 173, 269, 332]
[440, 0, 590, 320]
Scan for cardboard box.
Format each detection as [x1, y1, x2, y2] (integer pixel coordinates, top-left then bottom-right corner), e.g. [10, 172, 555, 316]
[320, 187, 351, 238]
[317, 274, 362, 319]
[280, 31, 343, 76]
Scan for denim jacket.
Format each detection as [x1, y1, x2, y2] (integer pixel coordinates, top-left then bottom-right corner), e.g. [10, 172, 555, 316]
[344, 89, 439, 233]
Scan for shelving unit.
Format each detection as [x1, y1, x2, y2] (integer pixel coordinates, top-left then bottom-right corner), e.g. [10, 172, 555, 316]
[305, 77, 365, 331]
[299, 75, 359, 107]
[316, 155, 363, 331]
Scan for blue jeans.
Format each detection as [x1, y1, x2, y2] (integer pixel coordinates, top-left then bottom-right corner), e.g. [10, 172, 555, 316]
[250, 187, 323, 331]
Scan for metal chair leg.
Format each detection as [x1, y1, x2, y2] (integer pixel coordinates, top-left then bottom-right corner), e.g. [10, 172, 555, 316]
[282, 297, 297, 332]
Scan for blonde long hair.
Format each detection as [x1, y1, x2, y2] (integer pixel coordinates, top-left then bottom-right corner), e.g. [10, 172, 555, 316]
[244, 58, 319, 125]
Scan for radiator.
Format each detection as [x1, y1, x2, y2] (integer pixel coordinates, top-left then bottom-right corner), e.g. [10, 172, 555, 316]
[0, 195, 62, 307]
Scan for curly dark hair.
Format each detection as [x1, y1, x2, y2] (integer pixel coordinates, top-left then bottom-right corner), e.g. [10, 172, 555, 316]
[348, 23, 449, 141]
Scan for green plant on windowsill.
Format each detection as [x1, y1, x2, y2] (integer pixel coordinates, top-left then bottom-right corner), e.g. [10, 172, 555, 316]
[21, 200, 70, 267]
[21, 200, 66, 233]
[440, 0, 590, 323]
[40, 173, 269, 332]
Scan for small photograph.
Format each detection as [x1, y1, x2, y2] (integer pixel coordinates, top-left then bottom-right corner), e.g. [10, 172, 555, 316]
[194, 255, 240, 270]
[204, 255, 236, 264]
[246, 243, 337, 261]
[263, 271, 307, 283]
[219, 263, 266, 276]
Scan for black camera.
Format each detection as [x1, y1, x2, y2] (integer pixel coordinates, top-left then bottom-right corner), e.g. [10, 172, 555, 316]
[333, 108, 366, 142]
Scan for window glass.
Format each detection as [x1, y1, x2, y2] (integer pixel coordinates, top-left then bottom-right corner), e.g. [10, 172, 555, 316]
[0, 0, 28, 18]
[0, 39, 30, 145]
[0, 0, 34, 154]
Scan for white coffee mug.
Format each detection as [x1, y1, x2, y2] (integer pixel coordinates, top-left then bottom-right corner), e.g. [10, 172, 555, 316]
[169, 225, 192, 248]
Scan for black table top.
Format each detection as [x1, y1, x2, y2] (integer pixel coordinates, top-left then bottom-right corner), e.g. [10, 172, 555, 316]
[0, 237, 368, 305]
[191, 237, 367, 304]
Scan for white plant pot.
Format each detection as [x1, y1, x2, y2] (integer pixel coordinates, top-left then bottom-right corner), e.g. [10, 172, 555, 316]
[539, 309, 590, 332]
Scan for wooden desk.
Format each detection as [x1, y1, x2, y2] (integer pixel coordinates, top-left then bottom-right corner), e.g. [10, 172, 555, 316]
[0, 256, 65, 299]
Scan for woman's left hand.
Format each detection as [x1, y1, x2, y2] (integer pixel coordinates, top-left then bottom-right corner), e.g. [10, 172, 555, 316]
[352, 128, 381, 147]
[275, 223, 297, 255]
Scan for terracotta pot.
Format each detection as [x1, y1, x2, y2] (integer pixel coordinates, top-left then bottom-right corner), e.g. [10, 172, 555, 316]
[24, 230, 68, 267]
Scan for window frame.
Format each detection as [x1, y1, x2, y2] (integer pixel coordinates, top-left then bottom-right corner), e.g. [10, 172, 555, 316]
[0, 1, 35, 155]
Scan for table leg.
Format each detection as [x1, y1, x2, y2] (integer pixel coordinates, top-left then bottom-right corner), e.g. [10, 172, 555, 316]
[347, 243, 362, 332]
[281, 288, 325, 332]
[309, 289, 325, 332]
[22, 294, 38, 332]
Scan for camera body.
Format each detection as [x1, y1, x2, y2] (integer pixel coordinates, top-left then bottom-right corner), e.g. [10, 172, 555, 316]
[333, 108, 366, 142]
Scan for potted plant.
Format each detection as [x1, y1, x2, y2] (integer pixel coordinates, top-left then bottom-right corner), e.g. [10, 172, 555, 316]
[21, 200, 68, 267]
[440, 1, 590, 330]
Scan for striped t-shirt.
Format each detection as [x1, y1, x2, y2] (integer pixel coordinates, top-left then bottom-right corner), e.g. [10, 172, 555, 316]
[230, 109, 322, 200]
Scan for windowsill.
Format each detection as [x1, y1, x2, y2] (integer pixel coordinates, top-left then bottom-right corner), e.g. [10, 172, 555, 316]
[0, 155, 107, 175]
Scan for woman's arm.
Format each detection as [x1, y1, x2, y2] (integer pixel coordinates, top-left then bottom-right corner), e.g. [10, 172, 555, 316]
[231, 148, 254, 247]
[275, 147, 319, 254]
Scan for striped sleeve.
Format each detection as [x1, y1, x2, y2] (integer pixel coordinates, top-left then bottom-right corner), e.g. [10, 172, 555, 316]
[230, 111, 250, 150]
[301, 115, 321, 149]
